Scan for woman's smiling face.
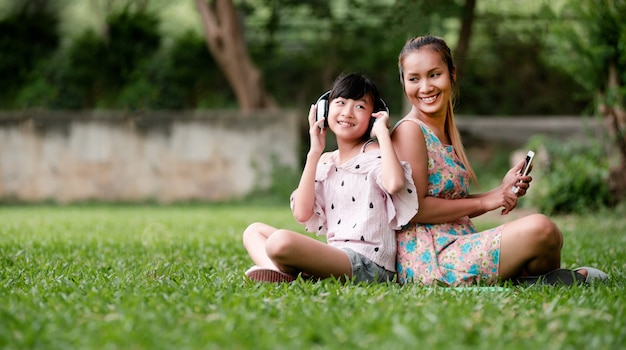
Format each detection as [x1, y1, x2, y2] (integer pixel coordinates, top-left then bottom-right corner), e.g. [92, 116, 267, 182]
[401, 48, 455, 119]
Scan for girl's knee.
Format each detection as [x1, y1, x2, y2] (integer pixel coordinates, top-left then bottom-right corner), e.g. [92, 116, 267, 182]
[242, 222, 263, 241]
[266, 229, 296, 261]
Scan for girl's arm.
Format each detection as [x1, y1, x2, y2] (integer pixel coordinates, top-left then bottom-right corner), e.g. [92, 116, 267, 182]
[370, 111, 406, 194]
[391, 121, 520, 224]
[292, 105, 326, 223]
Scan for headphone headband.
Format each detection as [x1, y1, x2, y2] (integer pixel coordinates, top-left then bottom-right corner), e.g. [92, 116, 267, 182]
[315, 90, 389, 118]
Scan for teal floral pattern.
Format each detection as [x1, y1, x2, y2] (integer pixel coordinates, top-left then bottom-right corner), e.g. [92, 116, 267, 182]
[395, 118, 502, 286]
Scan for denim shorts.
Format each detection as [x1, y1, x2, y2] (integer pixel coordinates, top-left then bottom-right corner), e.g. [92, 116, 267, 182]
[341, 247, 396, 283]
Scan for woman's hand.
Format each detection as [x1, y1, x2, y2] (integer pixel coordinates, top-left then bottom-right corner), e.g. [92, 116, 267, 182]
[497, 158, 533, 214]
[478, 184, 518, 215]
[507, 158, 533, 197]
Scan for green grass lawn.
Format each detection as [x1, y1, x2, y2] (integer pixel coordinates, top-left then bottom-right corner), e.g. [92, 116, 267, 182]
[1, 204, 624, 349]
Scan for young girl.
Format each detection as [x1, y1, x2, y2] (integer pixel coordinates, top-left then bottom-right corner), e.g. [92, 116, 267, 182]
[242, 73, 418, 283]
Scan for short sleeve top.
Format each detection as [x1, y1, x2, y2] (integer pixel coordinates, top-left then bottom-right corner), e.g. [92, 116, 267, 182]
[291, 143, 418, 271]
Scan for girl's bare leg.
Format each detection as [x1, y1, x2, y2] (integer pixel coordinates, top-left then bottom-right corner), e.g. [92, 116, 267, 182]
[498, 214, 563, 279]
[242, 222, 281, 269]
[243, 223, 353, 280]
[266, 229, 352, 280]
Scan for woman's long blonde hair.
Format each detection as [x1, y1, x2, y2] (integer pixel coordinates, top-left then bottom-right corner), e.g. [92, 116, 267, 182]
[398, 35, 476, 183]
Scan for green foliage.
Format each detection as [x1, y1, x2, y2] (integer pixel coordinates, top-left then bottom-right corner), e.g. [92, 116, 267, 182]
[244, 154, 301, 205]
[543, 0, 626, 95]
[0, 205, 624, 349]
[15, 14, 236, 110]
[118, 30, 235, 110]
[524, 136, 611, 215]
[104, 11, 161, 92]
[15, 9, 161, 110]
[542, 1, 626, 185]
[459, 12, 590, 115]
[0, 7, 59, 107]
[467, 142, 517, 194]
[58, 30, 108, 109]
[0, 0, 616, 114]
[246, 0, 460, 112]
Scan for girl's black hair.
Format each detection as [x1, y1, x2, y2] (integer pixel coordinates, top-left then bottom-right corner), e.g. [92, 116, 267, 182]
[328, 73, 384, 113]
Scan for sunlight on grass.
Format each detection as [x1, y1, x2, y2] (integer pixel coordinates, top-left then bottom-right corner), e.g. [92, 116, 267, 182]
[0, 205, 624, 349]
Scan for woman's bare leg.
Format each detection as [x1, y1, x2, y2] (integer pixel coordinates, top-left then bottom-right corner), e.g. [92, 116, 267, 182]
[498, 214, 563, 279]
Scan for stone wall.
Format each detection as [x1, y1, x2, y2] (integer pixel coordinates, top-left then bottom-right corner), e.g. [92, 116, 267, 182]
[0, 110, 300, 203]
[0, 111, 604, 203]
[455, 116, 604, 145]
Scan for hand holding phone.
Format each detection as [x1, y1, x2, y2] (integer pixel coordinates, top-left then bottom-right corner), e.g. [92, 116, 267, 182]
[512, 150, 534, 194]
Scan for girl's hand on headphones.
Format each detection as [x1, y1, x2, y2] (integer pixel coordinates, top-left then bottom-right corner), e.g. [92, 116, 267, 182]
[370, 111, 390, 139]
[308, 104, 326, 155]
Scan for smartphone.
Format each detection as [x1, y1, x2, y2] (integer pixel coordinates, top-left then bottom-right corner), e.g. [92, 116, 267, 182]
[519, 150, 535, 176]
[513, 150, 535, 193]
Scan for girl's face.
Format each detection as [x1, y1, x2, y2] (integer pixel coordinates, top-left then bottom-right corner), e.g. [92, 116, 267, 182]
[401, 49, 454, 119]
[327, 95, 374, 140]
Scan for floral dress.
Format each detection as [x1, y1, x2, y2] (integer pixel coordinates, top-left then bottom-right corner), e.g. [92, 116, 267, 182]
[395, 118, 502, 286]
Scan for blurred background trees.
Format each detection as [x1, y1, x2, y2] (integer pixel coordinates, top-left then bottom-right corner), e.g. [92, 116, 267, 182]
[0, 0, 600, 114]
[542, 0, 626, 203]
[0, 0, 624, 206]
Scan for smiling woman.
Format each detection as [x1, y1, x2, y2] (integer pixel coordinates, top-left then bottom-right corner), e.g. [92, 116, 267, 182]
[391, 34, 608, 287]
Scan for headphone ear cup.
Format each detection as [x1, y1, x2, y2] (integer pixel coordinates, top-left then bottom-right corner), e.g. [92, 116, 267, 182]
[316, 100, 329, 128]
[323, 101, 329, 128]
[366, 117, 376, 138]
[377, 98, 389, 115]
[315, 91, 331, 128]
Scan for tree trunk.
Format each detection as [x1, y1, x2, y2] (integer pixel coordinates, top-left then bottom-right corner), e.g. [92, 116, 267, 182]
[196, 0, 276, 111]
[600, 61, 626, 202]
[454, 0, 476, 79]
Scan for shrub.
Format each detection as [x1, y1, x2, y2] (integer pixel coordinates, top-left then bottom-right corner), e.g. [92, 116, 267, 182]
[59, 30, 108, 109]
[15, 9, 161, 110]
[118, 30, 234, 110]
[105, 10, 161, 89]
[16, 29, 107, 109]
[244, 154, 301, 205]
[525, 135, 611, 215]
[157, 30, 231, 109]
[0, 8, 59, 108]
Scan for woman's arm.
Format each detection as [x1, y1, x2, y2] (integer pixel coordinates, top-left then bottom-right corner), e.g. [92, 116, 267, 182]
[467, 158, 529, 217]
[392, 121, 509, 224]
